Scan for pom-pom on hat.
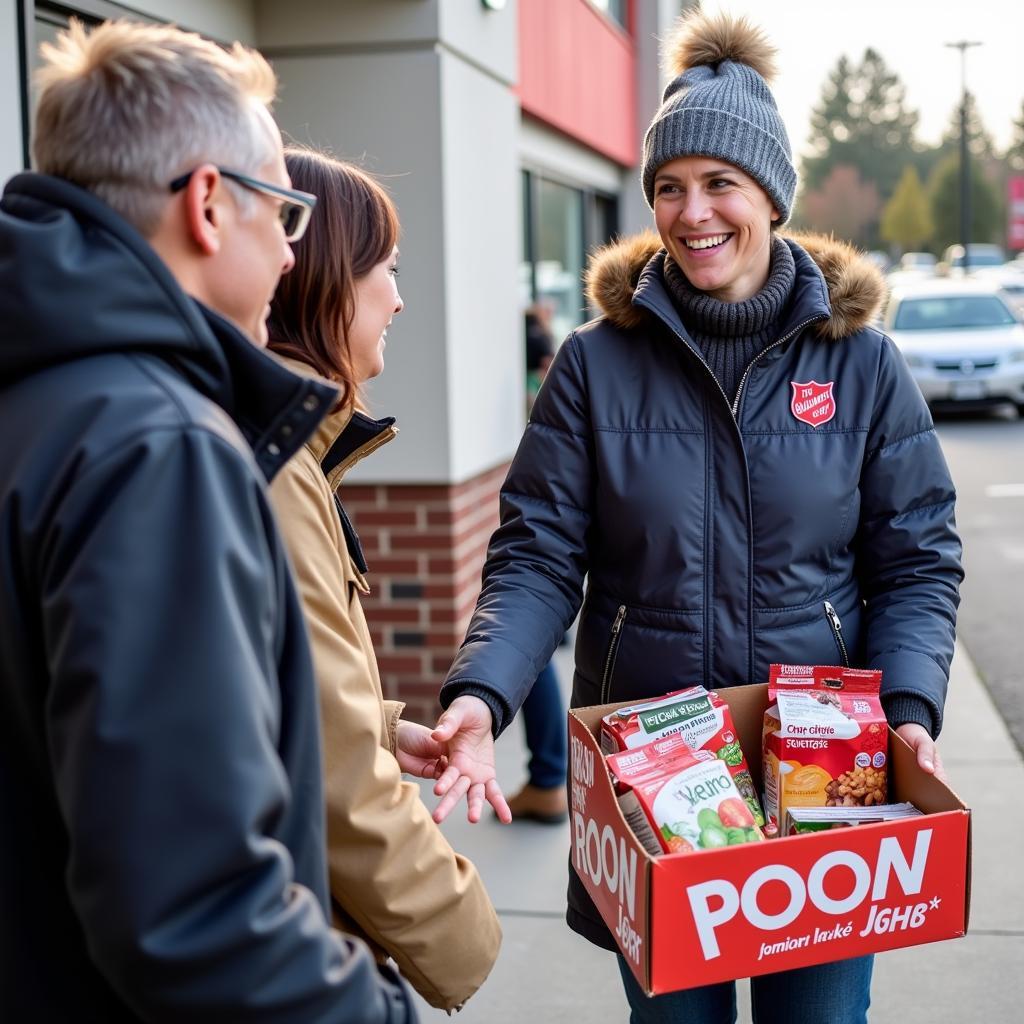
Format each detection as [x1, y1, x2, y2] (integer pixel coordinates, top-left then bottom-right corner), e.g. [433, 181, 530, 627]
[642, 10, 796, 222]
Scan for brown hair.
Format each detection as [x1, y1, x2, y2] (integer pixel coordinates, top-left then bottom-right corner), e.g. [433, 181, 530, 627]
[268, 147, 399, 410]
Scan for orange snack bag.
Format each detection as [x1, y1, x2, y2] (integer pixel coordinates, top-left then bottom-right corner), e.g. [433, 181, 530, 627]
[762, 664, 887, 836]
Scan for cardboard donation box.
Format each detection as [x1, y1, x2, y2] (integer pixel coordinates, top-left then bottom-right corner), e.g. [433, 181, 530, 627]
[569, 684, 971, 995]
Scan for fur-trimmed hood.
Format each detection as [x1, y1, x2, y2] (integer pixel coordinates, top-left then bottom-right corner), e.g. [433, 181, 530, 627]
[584, 231, 886, 341]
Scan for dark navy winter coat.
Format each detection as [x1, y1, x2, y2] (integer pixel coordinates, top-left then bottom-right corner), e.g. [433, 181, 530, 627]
[440, 231, 962, 951]
[0, 174, 414, 1021]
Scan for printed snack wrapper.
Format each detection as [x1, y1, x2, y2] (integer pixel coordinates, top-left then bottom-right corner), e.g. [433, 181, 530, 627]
[607, 742, 765, 857]
[763, 664, 888, 836]
[601, 686, 764, 827]
[786, 802, 923, 835]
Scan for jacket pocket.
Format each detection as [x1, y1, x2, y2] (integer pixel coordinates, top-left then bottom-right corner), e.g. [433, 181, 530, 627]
[823, 601, 850, 667]
[599, 605, 628, 704]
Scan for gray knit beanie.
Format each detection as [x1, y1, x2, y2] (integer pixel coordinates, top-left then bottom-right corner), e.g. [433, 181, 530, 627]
[642, 12, 796, 223]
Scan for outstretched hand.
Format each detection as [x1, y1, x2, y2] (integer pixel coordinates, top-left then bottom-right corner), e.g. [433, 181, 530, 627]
[894, 722, 948, 785]
[395, 720, 449, 779]
[430, 695, 512, 825]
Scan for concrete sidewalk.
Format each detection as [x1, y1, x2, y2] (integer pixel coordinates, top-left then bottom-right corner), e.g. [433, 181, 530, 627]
[410, 642, 1023, 1022]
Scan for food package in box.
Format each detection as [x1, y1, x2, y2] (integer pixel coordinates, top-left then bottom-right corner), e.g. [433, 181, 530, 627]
[602, 686, 764, 826]
[762, 664, 888, 836]
[607, 742, 765, 857]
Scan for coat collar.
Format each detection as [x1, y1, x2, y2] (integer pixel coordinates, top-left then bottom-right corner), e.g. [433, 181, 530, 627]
[0, 173, 337, 484]
[584, 230, 886, 342]
[195, 307, 339, 482]
[272, 355, 397, 493]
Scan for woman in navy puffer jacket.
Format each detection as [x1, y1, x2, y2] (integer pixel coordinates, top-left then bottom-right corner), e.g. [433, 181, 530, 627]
[432, 12, 962, 1023]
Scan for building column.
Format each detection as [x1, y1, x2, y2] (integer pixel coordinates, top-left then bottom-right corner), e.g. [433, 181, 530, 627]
[257, 0, 522, 717]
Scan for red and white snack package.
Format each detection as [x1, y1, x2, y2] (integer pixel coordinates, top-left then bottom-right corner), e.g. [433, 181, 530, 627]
[602, 686, 764, 826]
[607, 743, 765, 857]
[763, 664, 888, 836]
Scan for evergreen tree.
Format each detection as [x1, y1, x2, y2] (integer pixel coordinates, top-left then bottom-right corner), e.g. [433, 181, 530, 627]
[881, 167, 934, 252]
[939, 91, 996, 161]
[927, 153, 1001, 253]
[937, 94, 1007, 250]
[803, 49, 921, 205]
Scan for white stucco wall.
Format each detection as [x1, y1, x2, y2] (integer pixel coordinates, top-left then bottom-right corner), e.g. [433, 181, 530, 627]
[621, 0, 692, 236]
[128, 0, 255, 41]
[519, 116, 624, 194]
[262, 0, 522, 484]
[268, 45, 452, 483]
[440, 45, 523, 482]
[256, 0, 438, 48]
[0, 0, 23, 183]
[438, 0, 516, 85]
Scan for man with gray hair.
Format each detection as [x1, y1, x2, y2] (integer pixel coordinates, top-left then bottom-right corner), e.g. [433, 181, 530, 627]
[0, 20, 416, 1022]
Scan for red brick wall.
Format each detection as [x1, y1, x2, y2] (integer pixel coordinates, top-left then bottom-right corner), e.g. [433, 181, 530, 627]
[341, 462, 509, 725]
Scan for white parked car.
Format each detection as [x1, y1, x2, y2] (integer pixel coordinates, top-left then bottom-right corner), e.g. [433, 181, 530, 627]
[969, 265, 1024, 313]
[898, 251, 937, 272]
[884, 279, 1024, 412]
[941, 242, 1006, 269]
[886, 253, 937, 291]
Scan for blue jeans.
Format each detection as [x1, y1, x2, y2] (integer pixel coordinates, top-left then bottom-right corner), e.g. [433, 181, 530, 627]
[521, 660, 566, 788]
[617, 954, 873, 1024]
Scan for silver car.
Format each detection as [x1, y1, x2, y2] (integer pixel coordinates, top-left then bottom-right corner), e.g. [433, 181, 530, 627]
[885, 279, 1024, 413]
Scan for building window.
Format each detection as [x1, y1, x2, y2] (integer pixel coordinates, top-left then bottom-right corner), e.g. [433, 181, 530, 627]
[587, 0, 629, 30]
[21, 2, 158, 168]
[521, 169, 619, 343]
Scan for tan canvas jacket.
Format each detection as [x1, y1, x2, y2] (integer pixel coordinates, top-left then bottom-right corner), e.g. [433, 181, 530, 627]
[268, 359, 500, 1011]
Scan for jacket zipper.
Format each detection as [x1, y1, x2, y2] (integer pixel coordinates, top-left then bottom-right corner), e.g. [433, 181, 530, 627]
[823, 600, 850, 667]
[631, 295, 828, 685]
[731, 316, 828, 419]
[600, 605, 627, 704]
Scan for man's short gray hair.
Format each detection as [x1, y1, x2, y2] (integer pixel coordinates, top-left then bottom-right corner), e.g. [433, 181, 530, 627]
[33, 19, 279, 237]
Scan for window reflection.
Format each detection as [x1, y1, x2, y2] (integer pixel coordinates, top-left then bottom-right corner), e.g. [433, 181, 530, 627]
[520, 170, 618, 344]
[587, 0, 628, 28]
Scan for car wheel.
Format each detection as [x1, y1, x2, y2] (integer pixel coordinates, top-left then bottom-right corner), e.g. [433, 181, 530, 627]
[1015, 402, 1024, 419]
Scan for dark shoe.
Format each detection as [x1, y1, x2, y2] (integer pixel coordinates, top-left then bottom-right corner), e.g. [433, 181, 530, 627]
[506, 783, 568, 824]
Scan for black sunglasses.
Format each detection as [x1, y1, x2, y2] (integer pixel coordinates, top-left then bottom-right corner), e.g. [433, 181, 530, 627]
[169, 167, 317, 242]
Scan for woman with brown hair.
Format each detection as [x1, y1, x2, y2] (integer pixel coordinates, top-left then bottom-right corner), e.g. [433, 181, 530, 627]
[266, 146, 500, 1012]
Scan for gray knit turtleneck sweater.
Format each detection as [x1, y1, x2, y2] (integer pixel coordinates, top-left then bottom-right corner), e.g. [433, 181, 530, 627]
[663, 235, 796, 404]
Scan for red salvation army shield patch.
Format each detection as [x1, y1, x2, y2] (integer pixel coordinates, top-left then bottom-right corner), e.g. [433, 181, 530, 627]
[790, 380, 836, 427]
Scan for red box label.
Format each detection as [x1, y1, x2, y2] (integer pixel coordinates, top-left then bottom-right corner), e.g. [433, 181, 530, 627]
[650, 811, 968, 988]
[570, 715, 649, 971]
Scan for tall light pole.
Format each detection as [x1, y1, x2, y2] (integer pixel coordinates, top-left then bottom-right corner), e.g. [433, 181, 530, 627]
[945, 41, 982, 273]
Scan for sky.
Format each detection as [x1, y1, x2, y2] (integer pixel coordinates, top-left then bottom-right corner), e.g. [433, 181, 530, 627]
[699, 0, 1024, 157]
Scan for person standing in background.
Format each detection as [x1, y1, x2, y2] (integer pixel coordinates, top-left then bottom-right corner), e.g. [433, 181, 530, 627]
[525, 302, 555, 412]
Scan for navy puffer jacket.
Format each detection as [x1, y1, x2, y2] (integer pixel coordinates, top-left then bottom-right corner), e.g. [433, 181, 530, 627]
[439, 232, 962, 950]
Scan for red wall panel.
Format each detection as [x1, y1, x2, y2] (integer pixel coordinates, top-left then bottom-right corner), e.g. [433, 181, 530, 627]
[518, 0, 637, 168]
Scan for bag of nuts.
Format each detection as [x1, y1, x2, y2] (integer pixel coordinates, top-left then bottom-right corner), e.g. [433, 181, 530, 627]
[762, 665, 888, 837]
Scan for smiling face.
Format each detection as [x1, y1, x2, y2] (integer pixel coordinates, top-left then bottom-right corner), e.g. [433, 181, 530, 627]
[348, 246, 403, 383]
[653, 156, 780, 303]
